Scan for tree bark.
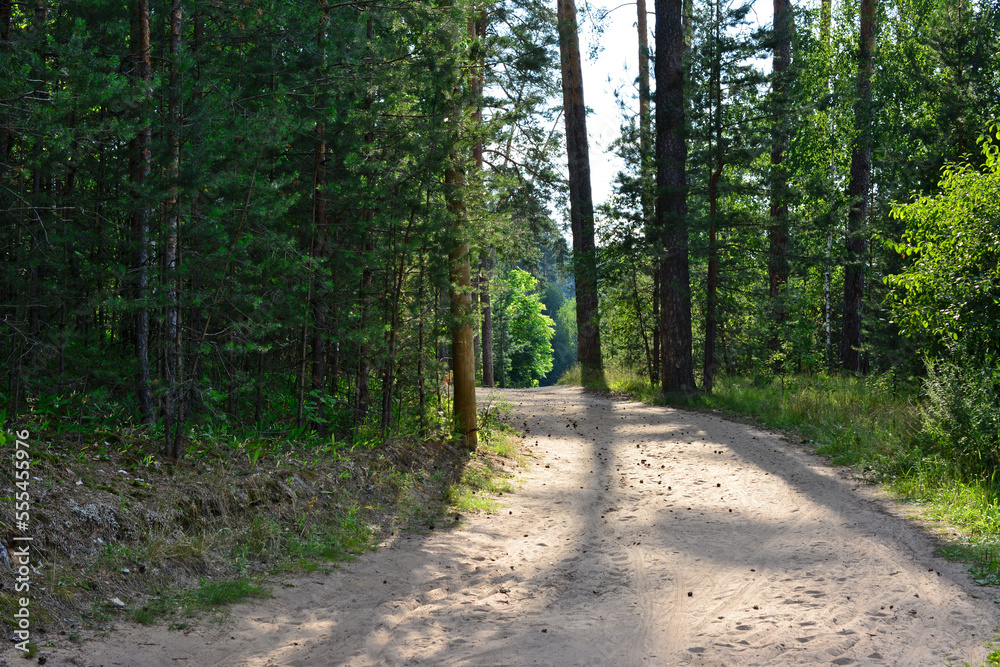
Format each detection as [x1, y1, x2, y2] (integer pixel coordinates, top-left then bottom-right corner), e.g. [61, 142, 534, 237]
[557, 0, 603, 384]
[310, 0, 331, 436]
[164, 0, 184, 458]
[822, 0, 833, 368]
[704, 0, 723, 393]
[637, 0, 658, 387]
[131, 0, 155, 425]
[655, 0, 695, 392]
[768, 0, 792, 355]
[354, 13, 376, 434]
[447, 165, 478, 450]
[842, 0, 875, 373]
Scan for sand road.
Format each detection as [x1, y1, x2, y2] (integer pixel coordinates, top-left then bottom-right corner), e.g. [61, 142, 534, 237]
[44, 386, 1000, 665]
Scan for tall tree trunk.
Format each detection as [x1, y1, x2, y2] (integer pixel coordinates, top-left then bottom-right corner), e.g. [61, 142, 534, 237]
[768, 0, 792, 356]
[556, 0, 602, 384]
[470, 10, 492, 387]
[656, 0, 695, 392]
[447, 165, 478, 450]
[637, 0, 658, 386]
[310, 0, 331, 436]
[354, 238, 372, 432]
[164, 0, 184, 458]
[822, 0, 833, 368]
[131, 0, 155, 425]
[704, 0, 723, 393]
[842, 0, 875, 373]
[417, 254, 427, 437]
[354, 13, 375, 435]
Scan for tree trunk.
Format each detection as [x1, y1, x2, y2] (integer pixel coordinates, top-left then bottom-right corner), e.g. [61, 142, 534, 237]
[310, 0, 331, 436]
[446, 165, 478, 450]
[556, 0, 602, 384]
[822, 0, 833, 368]
[656, 0, 695, 393]
[131, 0, 155, 425]
[768, 0, 792, 355]
[354, 12, 375, 435]
[480, 249, 495, 387]
[842, 0, 875, 373]
[704, 1, 723, 393]
[164, 0, 184, 458]
[637, 0, 658, 387]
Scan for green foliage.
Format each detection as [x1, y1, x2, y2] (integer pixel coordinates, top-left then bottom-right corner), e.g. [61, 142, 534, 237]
[886, 128, 1000, 357]
[493, 269, 555, 387]
[920, 346, 1000, 480]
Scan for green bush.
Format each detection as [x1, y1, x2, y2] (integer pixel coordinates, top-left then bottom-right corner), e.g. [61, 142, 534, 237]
[921, 346, 1000, 479]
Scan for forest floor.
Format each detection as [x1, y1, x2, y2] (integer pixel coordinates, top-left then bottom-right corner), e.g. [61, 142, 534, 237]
[24, 385, 1000, 666]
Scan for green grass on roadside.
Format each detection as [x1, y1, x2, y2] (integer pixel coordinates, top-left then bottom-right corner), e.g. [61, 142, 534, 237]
[129, 577, 270, 626]
[561, 363, 1000, 586]
[447, 397, 524, 514]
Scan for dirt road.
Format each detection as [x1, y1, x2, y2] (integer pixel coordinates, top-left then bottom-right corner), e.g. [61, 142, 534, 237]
[44, 386, 1000, 665]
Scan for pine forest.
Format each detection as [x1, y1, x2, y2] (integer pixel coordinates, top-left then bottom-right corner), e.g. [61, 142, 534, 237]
[3, 0, 1000, 656]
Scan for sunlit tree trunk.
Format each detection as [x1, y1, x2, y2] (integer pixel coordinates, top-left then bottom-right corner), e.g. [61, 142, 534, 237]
[447, 164, 478, 450]
[822, 0, 833, 368]
[704, 0, 723, 393]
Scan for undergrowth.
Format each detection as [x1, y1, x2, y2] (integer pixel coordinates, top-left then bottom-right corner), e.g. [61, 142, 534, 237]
[0, 403, 479, 640]
[447, 394, 524, 514]
[561, 362, 1000, 590]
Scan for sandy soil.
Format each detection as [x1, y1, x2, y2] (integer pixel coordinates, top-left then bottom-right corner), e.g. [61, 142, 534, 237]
[35, 386, 1000, 666]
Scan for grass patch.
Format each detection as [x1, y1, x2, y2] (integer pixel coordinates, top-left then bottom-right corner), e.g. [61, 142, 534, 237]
[192, 578, 270, 608]
[561, 363, 1000, 586]
[129, 577, 270, 626]
[446, 396, 525, 514]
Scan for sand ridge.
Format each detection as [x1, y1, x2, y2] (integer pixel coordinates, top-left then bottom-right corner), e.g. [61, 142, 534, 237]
[41, 385, 1000, 665]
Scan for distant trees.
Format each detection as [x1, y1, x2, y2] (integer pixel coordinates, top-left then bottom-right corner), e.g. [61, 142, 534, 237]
[493, 269, 556, 388]
[7, 0, 1000, 449]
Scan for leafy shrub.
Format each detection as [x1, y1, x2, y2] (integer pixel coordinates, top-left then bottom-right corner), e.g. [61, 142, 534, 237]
[921, 346, 1000, 479]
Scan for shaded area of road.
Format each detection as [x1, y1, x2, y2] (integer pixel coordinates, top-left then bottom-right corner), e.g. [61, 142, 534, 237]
[43, 386, 1000, 666]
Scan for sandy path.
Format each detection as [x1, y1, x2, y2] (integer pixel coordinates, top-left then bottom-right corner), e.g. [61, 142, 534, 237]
[39, 386, 1000, 666]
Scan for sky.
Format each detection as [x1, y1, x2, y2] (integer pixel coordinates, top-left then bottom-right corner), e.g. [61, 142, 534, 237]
[577, 0, 776, 206]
